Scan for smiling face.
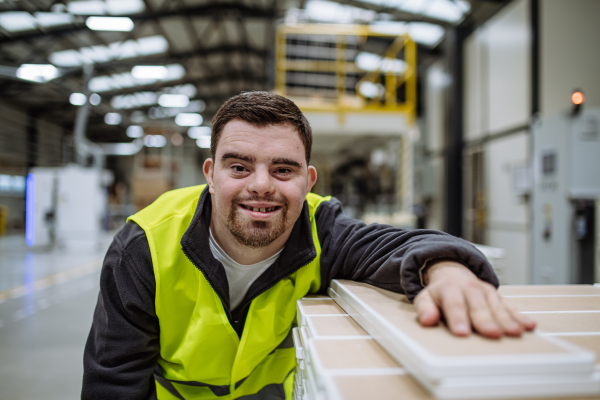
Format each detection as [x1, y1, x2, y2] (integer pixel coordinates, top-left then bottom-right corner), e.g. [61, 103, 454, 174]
[203, 120, 317, 250]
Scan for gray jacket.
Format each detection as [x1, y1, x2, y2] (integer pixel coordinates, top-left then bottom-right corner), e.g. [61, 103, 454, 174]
[82, 186, 498, 399]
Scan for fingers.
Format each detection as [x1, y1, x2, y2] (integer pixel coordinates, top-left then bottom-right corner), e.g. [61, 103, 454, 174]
[486, 290, 523, 336]
[438, 285, 471, 336]
[414, 289, 441, 327]
[464, 284, 502, 338]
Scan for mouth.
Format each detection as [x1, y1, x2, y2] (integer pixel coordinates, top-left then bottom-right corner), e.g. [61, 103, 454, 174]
[239, 204, 282, 213]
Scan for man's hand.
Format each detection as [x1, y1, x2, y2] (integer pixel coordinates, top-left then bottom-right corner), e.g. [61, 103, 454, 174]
[414, 261, 536, 338]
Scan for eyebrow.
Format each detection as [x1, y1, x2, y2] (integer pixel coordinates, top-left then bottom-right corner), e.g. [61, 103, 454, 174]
[221, 153, 302, 168]
[272, 158, 302, 168]
[221, 152, 256, 163]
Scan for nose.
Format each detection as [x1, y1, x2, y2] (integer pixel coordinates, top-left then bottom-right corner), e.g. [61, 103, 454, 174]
[247, 166, 275, 196]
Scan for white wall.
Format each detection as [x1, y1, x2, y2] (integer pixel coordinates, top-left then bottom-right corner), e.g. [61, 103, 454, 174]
[463, 0, 531, 283]
[540, 0, 600, 115]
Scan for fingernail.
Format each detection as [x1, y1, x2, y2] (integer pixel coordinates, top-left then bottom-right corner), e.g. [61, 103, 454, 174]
[455, 322, 469, 334]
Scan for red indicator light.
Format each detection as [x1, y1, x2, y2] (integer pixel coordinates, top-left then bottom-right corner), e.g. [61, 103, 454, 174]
[572, 91, 584, 105]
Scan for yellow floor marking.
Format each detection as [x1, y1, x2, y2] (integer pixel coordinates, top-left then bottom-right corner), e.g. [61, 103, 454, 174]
[0, 259, 103, 302]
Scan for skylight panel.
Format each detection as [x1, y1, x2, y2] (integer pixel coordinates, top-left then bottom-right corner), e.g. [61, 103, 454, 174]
[304, 0, 376, 24]
[67, 1, 107, 15]
[88, 64, 186, 92]
[105, 0, 145, 16]
[110, 84, 198, 110]
[0, 12, 37, 32]
[34, 12, 74, 28]
[424, 0, 465, 23]
[67, 0, 145, 16]
[49, 36, 169, 67]
[408, 22, 445, 46]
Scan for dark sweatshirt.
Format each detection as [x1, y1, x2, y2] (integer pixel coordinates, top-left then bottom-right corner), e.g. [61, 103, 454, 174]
[82, 191, 498, 399]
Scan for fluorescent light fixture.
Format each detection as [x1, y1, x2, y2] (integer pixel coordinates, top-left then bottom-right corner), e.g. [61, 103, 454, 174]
[105, 112, 122, 125]
[89, 64, 184, 93]
[69, 92, 87, 106]
[49, 35, 169, 67]
[16, 64, 59, 83]
[106, 0, 145, 15]
[126, 125, 144, 138]
[196, 136, 211, 149]
[188, 126, 211, 139]
[357, 81, 384, 98]
[356, 52, 407, 74]
[89, 93, 102, 105]
[0, 12, 37, 32]
[34, 12, 74, 28]
[304, 0, 375, 23]
[131, 65, 168, 80]
[112, 92, 157, 109]
[25, 173, 35, 247]
[149, 100, 205, 119]
[68, 1, 106, 15]
[408, 23, 445, 46]
[175, 113, 203, 127]
[158, 94, 189, 108]
[86, 16, 134, 32]
[11, 175, 25, 193]
[144, 135, 167, 148]
[425, 0, 465, 23]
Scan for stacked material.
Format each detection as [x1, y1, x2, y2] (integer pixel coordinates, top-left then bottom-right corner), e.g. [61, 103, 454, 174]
[326, 280, 600, 400]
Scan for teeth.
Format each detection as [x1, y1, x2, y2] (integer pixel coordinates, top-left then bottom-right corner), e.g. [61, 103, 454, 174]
[246, 206, 277, 212]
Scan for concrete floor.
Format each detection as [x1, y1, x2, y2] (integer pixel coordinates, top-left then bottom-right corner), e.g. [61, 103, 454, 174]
[0, 234, 111, 400]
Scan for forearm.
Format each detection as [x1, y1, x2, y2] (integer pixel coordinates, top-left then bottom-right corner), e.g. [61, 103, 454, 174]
[82, 223, 159, 399]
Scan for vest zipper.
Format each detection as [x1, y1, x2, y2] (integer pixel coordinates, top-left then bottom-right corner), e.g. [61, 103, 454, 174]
[181, 247, 235, 323]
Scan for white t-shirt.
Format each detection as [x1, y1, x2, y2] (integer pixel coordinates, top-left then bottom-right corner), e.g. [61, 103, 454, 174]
[209, 230, 283, 310]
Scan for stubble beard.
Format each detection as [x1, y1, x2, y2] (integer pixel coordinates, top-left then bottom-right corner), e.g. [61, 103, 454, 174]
[226, 195, 290, 248]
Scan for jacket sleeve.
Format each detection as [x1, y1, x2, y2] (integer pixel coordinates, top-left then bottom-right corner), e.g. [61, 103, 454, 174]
[315, 197, 499, 301]
[82, 222, 159, 400]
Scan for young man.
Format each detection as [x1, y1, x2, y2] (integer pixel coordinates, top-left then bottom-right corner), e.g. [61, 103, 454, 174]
[82, 92, 534, 400]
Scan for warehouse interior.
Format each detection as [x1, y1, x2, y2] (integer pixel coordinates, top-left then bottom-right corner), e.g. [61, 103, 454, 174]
[0, 0, 599, 398]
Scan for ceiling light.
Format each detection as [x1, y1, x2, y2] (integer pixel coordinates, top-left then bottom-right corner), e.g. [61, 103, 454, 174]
[105, 113, 122, 125]
[86, 16, 134, 32]
[89, 93, 102, 105]
[187, 126, 211, 139]
[49, 35, 169, 67]
[425, 0, 465, 23]
[68, 1, 106, 15]
[408, 23, 445, 47]
[0, 12, 37, 32]
[34, 12, 74, 28]
[144, 135, 167, 148]
[105, 0, 145, 16]
[357, 81, 384, 98]
[131, 65, 168, 80]
[175, 113, 203, 127]
[158, 94, 190, 108]
[16, 64, 59, 83]
[196, 137, 211, 149]
[304, 0, 375, 23]
[126, 125, 144, 138]
[69, 93, 87, 106]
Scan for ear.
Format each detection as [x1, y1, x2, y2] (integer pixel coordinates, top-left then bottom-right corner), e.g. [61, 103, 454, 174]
[203, 158, 215, 194]
[306, 165, 317, 193]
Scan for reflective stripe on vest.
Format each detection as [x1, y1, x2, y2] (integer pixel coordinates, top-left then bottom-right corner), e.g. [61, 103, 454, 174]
[128, 185, 329, 399]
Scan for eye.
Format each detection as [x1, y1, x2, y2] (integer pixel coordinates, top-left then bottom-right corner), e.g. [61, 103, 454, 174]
[232, 165, 247, 172]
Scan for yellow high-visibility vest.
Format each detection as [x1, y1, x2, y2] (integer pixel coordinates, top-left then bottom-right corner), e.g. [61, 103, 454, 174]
[129, 185, 327, 399]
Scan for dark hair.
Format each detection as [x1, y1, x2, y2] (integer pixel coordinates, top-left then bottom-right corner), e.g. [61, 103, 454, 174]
[211, 91, 313, 163]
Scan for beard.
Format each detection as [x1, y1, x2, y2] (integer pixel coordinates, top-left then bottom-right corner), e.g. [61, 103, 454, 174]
[225, 194, 290, 248]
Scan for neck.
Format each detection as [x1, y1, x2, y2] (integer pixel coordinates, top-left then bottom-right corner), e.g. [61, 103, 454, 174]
[209, 216, 291, 265]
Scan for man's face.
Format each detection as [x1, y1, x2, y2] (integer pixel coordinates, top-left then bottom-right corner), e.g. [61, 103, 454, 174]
[204, 120, 317, 249]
